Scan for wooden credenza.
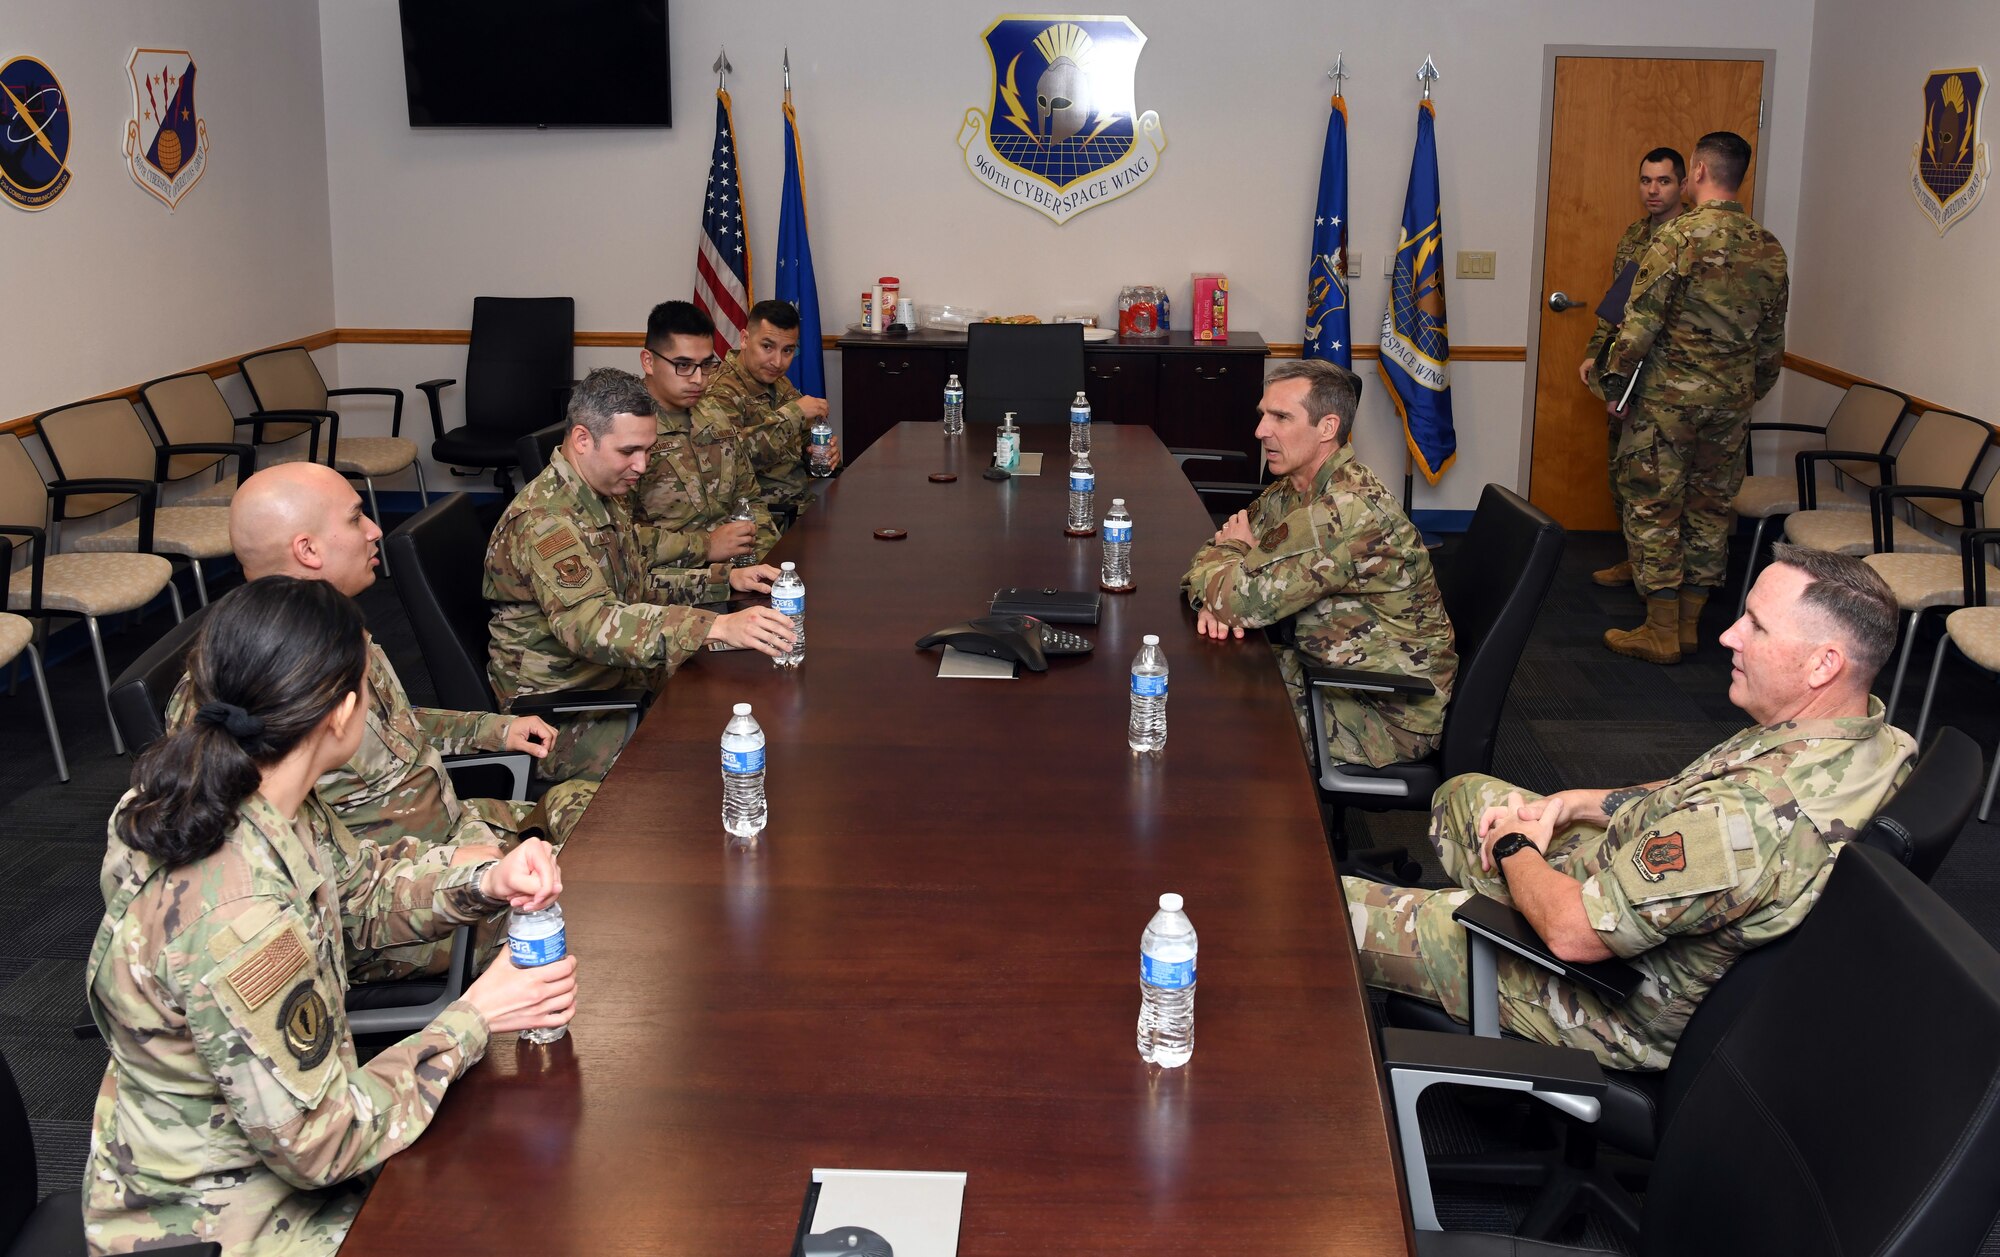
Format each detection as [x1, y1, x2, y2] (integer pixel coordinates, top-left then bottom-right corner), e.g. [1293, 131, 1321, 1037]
[837, 328, 1269, 465]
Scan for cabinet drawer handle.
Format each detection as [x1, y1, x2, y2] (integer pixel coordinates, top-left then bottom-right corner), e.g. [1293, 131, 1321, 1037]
[1091, 364, 1122, 376]
[878, 360, 910, 376]
[1193, 366, 1229, 380]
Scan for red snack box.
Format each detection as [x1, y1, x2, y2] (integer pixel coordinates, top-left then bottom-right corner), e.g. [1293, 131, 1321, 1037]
[1192, 273, 1228, 341]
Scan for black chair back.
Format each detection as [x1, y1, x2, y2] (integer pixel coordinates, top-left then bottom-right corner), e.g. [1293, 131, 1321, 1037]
[466, 297, 575, 438]
[108, 605, 212, 753]
[1435, 484, 1564, 780]
[1857, 726, 1980, 883]
[384, 493, 500, 713]
[0, 1043, 35, 1247]
[964, 323, 1086, 425]
[1644, 844, 2000, 1256]
[514, 422, 567, 484]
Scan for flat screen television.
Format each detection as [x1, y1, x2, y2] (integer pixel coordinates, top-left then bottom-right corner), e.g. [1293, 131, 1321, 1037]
[399, 0, 672, 128]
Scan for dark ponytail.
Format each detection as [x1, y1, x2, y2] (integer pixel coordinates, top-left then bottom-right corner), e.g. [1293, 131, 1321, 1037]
[116, 577, 369, 867]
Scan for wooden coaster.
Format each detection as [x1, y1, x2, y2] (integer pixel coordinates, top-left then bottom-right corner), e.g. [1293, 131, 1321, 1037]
[928, 472, 957, 483]
[873, 528, 908, 540]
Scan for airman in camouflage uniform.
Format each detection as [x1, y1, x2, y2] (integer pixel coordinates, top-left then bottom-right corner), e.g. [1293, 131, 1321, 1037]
[164, 642, 597, 983]
[84, 790, 501, 1254]
[695, 347, 818, 520]
[1181, 360, 1456, 768]
[1599, 132, 1789, 663]
[633, 397, 780, 567]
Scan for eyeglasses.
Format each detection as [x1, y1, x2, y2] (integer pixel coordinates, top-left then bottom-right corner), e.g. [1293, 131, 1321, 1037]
[647, 348, 723, 378]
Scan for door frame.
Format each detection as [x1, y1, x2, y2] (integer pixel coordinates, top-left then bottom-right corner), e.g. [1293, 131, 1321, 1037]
[1515, 44, 1778, 500]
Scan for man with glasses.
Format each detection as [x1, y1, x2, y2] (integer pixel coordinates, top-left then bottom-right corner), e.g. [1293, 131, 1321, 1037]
[694, 298, 842, 525]
[633, 301, 780, 581]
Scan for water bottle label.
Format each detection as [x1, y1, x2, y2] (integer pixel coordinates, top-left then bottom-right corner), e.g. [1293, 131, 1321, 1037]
[1069, 471, 1095, 492]
[721, 745, 766, 774]
[773, 592, 805, 616]
[1103, 521, 1132, 542]
[509, 927, 567, 968]
[1142, 954, 1195, 989]
[810, 430, 831, 446]
[1070, 409, 1090, 425]
[1131, 672, 1168, 697]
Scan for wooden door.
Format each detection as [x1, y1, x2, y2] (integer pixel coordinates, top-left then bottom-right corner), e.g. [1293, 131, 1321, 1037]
[1528, 56, 1764, 529]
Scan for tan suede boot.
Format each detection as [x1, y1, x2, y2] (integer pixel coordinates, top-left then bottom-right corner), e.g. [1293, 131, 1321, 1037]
[1604, 593, 1681, 664]
[1678, 589, 1709, 653]
[1591, 558, 1634, 588]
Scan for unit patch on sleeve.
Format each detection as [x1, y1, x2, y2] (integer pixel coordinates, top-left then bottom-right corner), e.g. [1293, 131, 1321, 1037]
[1632, 830, 1688, 884]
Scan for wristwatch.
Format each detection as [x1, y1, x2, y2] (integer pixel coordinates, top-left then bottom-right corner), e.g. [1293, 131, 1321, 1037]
[1490, 832, 1538, 864]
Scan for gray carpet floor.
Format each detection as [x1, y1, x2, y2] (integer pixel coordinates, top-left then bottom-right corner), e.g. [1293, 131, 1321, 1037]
[2, 526, 1994, 1247]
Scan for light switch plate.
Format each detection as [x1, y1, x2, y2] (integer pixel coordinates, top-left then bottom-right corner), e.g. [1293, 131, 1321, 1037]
[1456, 250, 1497, 280]
[1346, 250, 1361, 278]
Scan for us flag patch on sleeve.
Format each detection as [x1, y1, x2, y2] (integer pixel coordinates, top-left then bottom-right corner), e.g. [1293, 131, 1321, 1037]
[226, 929, 309, 1010]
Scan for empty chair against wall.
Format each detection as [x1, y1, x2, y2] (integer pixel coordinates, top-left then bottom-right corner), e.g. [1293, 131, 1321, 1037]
[239, 346, 429, 529]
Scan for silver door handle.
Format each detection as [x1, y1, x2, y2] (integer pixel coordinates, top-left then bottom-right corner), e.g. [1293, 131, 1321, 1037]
[1548, 292, 1583, 313]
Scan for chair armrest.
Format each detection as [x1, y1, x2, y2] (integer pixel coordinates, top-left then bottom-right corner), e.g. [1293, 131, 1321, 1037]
[240, 408, 332, 463]
[506, 688, 651, 718]
[156, 440, 258, 482]
[47, 478, 159, 550]
[1869, 483, 1979, 551]
[328, 386, 408, 440]
[345, 923, 476, 1036]
[1382, 1026, 1607, 1231]
[1169, 447, 1250, 465]
[0, 524, 46, 610]
[1747, 422, 1829, 434]
[417, 378, 458, 442]
[1453, 894, 1645, 1009]
[443, 750, 532, 803]
[1796, 448, 1892, 511]
[1964, 528, 2000, 603]
[1301, 658, 1438, 697]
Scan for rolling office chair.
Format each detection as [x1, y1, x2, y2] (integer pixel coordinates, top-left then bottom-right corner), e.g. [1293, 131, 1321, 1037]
[417, 297, 575, 495]
[1301, 484, 1564, 875]
[1386, 725, 1984, 1243]
[963, 323, 1086, 426]
[1388, 843, 2000, 1255]
[384, 493, 649, 750]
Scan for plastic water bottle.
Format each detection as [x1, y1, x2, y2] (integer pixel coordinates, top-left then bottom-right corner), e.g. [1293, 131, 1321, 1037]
[728, 497, 756, 568]
[509, 903, 569, 1044]
[721, 703, 767, 838]
[771, 562, 805, 669]
[808, 418, 835, 477]
[943, 373, 965, 435]
[1065, 451, 1097, 535]
[1128, 634, 1168, 752]
[995, 412, 1020, 470]
[1138, 892, 1197, 1067]
[1101, 498, 1133, 591]
[1068, 390, 1092, 455]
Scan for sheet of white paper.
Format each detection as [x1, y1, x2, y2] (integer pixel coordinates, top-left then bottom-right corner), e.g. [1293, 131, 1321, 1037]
[937, 646, 1016, 679]
[1014, 451, 1043, 476]
[809, 1168, 967, 1257]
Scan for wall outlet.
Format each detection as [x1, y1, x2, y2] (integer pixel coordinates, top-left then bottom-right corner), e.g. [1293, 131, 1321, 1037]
[1456, 250, 1497, 280]
[1383, 251, 1396, 277]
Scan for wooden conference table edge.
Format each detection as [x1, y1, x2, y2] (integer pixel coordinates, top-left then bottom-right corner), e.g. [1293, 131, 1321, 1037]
[344, 421, 1416, 1255]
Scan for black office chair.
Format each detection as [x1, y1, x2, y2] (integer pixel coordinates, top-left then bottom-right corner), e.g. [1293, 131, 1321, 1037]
[1389, 843, 2000, 1255]
[1389, 724, 1985, 1242]
[1303, 484, 1564, 874]
[417, 297, 575, 494]
[964, 323, 1085, 426]
[0, 1041, 217, 1257]
[383, 493, 648, 747]
[513, 422, 568, 485]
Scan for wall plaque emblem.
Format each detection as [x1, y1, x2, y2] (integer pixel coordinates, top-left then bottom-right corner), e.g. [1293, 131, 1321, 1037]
[0, 55, 73, 211]
[1911, 67, 1987, 235]
[126, 48, 209, 209]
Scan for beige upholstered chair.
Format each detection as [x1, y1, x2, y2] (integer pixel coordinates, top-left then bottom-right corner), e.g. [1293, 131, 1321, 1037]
[138, 370, 279, 507]
[1912, 528, 2000, 821]
[0, 536, 66, 781]
[1866, 458, 2000, 723]
[1733, 383, 1911, 617]
[239, 347, 428, 544]
[1782, 408, 1992, 557]
[0, 433, 180, 755]
[35, 399, 233, 606]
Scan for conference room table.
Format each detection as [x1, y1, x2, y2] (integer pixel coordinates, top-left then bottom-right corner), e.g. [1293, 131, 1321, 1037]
[344, 421, 1414, 1254]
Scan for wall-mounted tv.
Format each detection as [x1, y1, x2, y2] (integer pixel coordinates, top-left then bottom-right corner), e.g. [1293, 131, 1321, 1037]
[399, 0, 672, 128]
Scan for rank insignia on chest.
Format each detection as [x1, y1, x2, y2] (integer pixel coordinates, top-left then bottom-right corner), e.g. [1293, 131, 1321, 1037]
[278, 980, 334, 1068]
[1634, 830, 1687, 883]
[552, 554, 592, 589]
[1260, 521, 1291, 551]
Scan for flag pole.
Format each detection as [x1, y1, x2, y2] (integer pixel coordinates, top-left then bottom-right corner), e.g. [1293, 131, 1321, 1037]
[783, 46, 791, 110]
[713, 46, 732, 93]
[1327, 51, 1347, 96]
[1411, 54, 1441, 547]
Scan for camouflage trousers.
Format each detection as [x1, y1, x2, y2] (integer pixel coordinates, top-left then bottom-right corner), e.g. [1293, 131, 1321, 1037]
[348, 778, 598, 984]
[1607, 409, 1636, 568]
[1278, 650, 1442, 768]
[1341, 772, 1644, 1066]
[1612, 402, 1748, 594]
[540, 710, 633, 784]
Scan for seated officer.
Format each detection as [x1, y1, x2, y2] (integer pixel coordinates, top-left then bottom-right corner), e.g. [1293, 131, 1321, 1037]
[166, 461, 595, 983]
[693, 297, 842, 524]
[1346, 545, 1915, 1071]
[486, 367, 795, 782]
[634, 300, 780, 575]
[1180, 359, 1456, 767]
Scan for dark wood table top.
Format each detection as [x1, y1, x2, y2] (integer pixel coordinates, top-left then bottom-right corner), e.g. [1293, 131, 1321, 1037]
[344, 422, 1411, 1255]
[835, 327, 1269, 354]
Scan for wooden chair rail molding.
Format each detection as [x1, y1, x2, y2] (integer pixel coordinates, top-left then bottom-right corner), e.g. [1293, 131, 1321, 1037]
[9, 330, 1984, 436]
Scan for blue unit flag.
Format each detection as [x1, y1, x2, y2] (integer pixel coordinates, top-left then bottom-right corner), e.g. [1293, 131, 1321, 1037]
[775, 100, 824, 398]
[1378, 99, 1456, 484]
[1304, 94, 1352, 368]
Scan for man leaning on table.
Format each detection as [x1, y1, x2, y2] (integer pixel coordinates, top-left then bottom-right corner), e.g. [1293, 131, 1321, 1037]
[1346, 546, 1913, 1071]
[484, 368, 796, 782]
[1180, 358, 1457, 768]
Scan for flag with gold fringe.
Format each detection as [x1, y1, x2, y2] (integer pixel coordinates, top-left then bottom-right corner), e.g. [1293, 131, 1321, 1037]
[775, 97, 824, 398]
[1304, 93, 1352, 367]
[1378, 98, 1455, 483]
[694, 89, 750, 360]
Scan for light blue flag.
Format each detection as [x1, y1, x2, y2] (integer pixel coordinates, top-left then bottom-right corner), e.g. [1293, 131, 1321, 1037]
[1304, 94, 1351, 368]
[1378, 99, 1456, 484]
[775, 100, 824, 398]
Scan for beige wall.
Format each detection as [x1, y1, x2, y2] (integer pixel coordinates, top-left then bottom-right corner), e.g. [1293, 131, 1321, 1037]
[0, 0, 334, 424]
[1788, 0, 1998, 425]
[317, 0, 1817, 509]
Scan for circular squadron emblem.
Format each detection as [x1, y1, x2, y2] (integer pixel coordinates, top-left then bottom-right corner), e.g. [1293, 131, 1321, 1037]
[0, 55, 74, 211]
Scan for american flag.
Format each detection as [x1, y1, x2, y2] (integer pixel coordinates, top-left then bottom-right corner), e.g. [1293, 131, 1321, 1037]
[694, 89, 750, 359]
